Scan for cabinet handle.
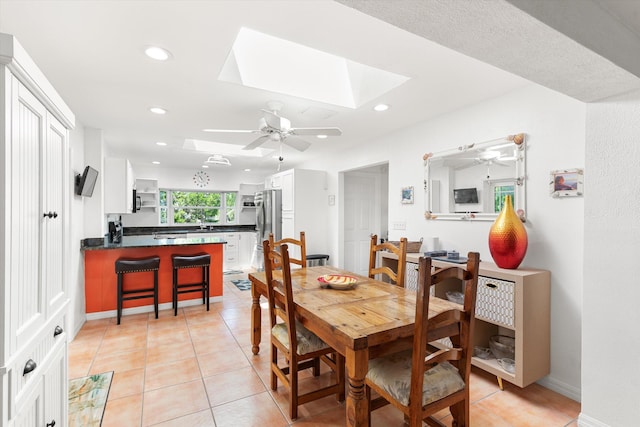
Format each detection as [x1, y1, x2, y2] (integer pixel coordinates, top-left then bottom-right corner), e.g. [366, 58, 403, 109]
[53, 211, 58, 218]
[23, 359, 37, 375]
[54, 325, 63, 337]
[43, 211, 58, 219]
[46, 420, 56, 427]
[484, 282, 497, 289]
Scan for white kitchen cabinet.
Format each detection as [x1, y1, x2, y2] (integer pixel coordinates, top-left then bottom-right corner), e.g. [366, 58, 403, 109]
[238, 232, 257, 268]
[265, 169, 329, 257]
[0, 33, 72, 427]
[104, 157, 135, 213]
[223, 233, 239, 270]
[136, 178, 159, 211]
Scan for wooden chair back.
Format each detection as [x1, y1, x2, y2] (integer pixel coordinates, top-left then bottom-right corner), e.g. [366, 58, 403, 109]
[367, 252, 480, 426]
[368, 234, 407, 286]
[268, 231, 307, 269]
[263, 239, 296, 342]
[261, 239, 345, 419]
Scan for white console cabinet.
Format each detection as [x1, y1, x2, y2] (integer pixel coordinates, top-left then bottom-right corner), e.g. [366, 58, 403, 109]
[381, 252, 550, 388]
[0, 33, 72, 427]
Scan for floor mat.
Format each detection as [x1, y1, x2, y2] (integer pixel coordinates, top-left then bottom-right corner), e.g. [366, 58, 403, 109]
[224, 269, 244, 275]
[231, 279, 252, 291]
[68, 371, 113, 427]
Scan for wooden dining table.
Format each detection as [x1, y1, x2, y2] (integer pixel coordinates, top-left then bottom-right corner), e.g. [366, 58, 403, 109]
[248, 265, 460, 427]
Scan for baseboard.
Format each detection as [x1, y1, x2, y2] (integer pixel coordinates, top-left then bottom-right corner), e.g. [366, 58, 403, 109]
[85, 296, 223, 321]
[536, 376, 581, 402]
[578, 413, 610, 427]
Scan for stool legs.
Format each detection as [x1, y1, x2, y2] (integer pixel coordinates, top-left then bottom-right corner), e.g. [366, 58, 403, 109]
[153, 269, 159, 319]
[172, 262, 210, 316]
[117, 273, 123, 325]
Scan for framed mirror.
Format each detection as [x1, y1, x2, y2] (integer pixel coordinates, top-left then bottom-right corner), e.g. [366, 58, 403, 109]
[424, 133, 526, 221]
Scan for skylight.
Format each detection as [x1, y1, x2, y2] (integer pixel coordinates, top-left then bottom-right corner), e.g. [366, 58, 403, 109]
[219, 28, 410, 109]
[183, 139, 273, 157]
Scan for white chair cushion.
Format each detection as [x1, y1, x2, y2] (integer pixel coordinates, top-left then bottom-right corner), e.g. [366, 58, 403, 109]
[366, 349, 465, 406]
[272, 320, 329, 355]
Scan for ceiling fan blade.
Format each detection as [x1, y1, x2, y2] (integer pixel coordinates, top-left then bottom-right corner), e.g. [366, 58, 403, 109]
[283, 136, 311, 152]
[290, 127, 342, 136]
[243, 135, 269, 150]
[202, 129, 257, 134]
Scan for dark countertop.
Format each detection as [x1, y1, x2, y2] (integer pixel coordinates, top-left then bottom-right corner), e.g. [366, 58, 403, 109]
[124, 225, 256, 236]
[81, 235, 227, 251]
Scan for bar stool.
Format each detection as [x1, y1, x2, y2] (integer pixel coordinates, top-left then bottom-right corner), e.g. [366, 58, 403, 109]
[171, 253, 211, 316]
[115, 256, 160, 325]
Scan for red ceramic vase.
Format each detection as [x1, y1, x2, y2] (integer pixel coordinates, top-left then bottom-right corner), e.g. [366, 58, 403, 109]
[488, 195, 528, 269]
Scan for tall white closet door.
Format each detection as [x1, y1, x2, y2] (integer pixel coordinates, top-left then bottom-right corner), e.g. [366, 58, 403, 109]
[10, 79, 45, 354]
[42, 112, 66, 316]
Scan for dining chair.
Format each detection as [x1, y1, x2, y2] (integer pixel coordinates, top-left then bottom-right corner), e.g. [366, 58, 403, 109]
[365, 252, 480, 427]
[268, 231, 306, 269]
[262, 239, 345, 420]
[368, 234, 408, 286]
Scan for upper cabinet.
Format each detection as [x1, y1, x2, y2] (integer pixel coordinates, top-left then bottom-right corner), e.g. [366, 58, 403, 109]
[424, 133, 526, 221]
[104, 158, 135, 213]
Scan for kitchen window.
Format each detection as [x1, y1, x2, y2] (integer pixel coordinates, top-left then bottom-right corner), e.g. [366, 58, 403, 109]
[159, 190, 237, 225]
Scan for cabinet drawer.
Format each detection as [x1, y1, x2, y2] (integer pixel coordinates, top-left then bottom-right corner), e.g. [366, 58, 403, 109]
[12, 312, 67, 405]
[475, 276, 515, 328]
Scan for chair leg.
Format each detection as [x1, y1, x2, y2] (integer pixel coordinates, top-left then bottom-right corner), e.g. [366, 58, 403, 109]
[204, 265, 210, 311]
[449, 399, 468, 427]
[271, 344, 278, 391]
[312, 357, 320, 376]
[336, 353, 345, 402]
[290, 357, 299, 420]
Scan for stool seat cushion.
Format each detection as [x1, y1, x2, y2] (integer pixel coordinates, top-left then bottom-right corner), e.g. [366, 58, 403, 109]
[172, 253, 211, 268]
[115, 256, 160, 273]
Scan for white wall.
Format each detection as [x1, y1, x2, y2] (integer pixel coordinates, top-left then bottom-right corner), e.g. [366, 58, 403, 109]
[301, 83, 585, 400]
[581, 89, 640, 426]
[68, 124, 86, 338]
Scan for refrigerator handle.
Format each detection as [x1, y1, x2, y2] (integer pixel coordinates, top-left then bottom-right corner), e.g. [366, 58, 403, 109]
[257, 203, 265, 239]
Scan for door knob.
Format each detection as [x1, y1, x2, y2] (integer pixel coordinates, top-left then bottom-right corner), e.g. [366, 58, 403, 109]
[23, 359, 36, 375]
[54, 325, 63, 337]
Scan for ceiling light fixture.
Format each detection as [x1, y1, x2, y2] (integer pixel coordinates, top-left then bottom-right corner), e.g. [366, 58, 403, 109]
[316, 135, 328, 139]
[202, 165, 209, 169]
[144, 46, 172, 61]
[149, 107, 167, 115]
[156, 141, 167, 146]
[244, 168, 251, 172]
[205, 154, 231, 166]
[152, 161, 160, 165]
[373, 104, 390, 112]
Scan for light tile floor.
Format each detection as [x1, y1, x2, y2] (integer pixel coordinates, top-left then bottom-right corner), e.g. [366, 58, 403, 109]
[68, 271, 581, 426]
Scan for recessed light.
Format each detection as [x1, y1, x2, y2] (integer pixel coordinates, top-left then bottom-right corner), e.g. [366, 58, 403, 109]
[156, 141, 167, 146]
[202, 165, 209, 169]
[149, 107, 167, 115]
[244, 168, 251, 172]
[316, 135, 328, 139]
[152, 161, 160, 165]
[373, 104, 390, 112]
[144, 46, 172, 61]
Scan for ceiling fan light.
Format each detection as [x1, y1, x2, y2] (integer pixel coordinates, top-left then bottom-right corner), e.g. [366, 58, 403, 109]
[205, 154, 231, 166]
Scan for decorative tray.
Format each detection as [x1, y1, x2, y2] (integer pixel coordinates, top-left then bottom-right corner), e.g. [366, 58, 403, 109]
[317, 274, 358, 290]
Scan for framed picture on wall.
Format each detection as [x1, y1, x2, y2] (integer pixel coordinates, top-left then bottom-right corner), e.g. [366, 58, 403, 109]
[550, 168, 583, 197]
[401, 186, 414, 204]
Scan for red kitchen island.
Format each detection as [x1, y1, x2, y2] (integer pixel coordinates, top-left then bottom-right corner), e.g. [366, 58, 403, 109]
[82, 235, 226, 319]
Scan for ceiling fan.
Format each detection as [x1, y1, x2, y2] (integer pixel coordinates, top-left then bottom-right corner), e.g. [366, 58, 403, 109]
[203, 101, 342, 151]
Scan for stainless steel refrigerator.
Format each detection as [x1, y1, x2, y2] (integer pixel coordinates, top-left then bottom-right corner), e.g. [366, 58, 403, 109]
[252, 189, 282, 270]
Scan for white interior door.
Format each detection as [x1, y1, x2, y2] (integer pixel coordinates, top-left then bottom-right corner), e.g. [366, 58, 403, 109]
[343, 172, 381, 276]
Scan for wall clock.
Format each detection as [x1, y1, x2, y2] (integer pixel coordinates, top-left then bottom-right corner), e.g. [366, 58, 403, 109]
[193, 170, 210, 188]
